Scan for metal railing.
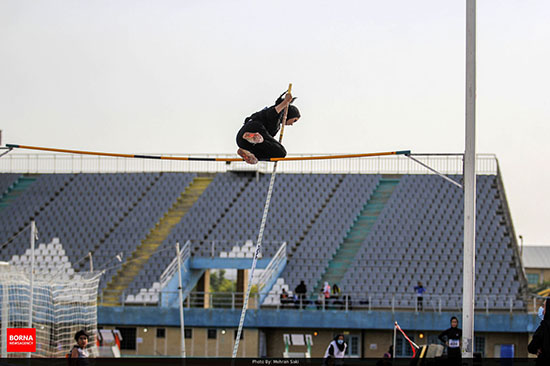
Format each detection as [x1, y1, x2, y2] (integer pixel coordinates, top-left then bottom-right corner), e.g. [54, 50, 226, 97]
[530, 295, 549, 314]
[159, 241, 190, 289]
[270, 293, 525, 314]
[253, 242, 286, 287]
[0, 153, 498, 175]
[99, 290, 262, 310]
[186, 239, 285, 258]
[99, 290, 532, 314]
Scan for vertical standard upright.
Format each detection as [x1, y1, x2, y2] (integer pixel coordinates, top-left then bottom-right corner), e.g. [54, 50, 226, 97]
[1, 264, 8, 358]
[28, 220, 37, 359]
[462, 0, 477, 358]
[176, 242, 186, 358]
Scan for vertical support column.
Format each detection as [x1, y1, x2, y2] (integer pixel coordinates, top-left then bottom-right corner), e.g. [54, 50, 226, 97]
[204, 270, 211, 309]
[197, 270, 211, 309]
[463, 0, 477, 359]
[236, 269, 249, 308]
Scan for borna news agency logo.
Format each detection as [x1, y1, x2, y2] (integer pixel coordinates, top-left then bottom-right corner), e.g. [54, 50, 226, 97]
[7, 328, 36, 353]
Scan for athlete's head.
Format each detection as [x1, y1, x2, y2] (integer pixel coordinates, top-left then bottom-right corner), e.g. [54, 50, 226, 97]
[75, 330, 89, 348]
[275, 92, 301, 126]
[285, 105, 301, 126]
[450, 317, 459, 328]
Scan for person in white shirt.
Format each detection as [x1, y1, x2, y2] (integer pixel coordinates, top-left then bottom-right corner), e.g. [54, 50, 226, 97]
[324, 334, 347, 365]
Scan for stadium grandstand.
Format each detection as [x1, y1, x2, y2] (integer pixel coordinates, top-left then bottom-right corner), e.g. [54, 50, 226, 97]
[0, 153, 541, 358]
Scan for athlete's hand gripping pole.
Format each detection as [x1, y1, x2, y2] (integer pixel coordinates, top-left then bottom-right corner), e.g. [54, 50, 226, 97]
[278, 83, 292, 143]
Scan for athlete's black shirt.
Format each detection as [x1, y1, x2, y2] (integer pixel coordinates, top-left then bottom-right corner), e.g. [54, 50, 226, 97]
[243, 106, 281, 137]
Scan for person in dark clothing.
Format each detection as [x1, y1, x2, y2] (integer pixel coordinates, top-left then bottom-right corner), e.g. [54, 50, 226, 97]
[236, 91, 300, 164]
[414, 282, 426, 311]
[280, 288, 291, 308]
[331, 283, 341, 299]
[384, 345, 393, 358]
[528, 298, 550, 365]
[331, 283, 344, 309]
[376, 345, 393, 366]
[438, 317, 462, 365]
[294, 280, 307, 309]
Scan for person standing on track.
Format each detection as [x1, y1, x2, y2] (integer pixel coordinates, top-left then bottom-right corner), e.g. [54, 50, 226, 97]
[438, 316, 462, 365]
[324, 334, 347, 366]
[236, 91, 300, 164]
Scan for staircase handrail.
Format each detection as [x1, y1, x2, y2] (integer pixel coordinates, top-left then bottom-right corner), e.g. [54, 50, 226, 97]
[160, 241, 190, 289]
[254, 242, 287, 301]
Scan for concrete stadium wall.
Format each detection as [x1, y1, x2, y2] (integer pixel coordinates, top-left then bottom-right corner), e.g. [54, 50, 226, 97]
[100, 324, 258, 357]
[98, 307, 537, 357]
[98, 307, 540, 333]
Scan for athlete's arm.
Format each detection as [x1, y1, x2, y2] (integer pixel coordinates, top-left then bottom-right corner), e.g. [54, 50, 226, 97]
[275, 93, 293, 114]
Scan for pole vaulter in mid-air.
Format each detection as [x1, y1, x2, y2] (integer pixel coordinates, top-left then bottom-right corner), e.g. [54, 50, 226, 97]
[236, 90, 300, 164]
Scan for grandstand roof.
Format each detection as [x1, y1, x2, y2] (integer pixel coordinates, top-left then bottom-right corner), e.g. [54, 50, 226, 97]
[522, 245, 550, 269]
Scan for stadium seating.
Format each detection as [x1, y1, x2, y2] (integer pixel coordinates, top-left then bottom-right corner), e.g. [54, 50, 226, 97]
[9, 237, 75, 277]
[90, 173, 196, 291]
[0, 174, 74, 258]
[0, 172, 525, 311]
[340, 175, 523, 310]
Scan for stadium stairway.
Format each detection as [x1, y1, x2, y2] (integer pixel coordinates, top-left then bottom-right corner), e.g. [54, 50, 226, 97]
[0, 175, 36, 210]
[313, 177, 400, 293]
[101, 176, 214, 305]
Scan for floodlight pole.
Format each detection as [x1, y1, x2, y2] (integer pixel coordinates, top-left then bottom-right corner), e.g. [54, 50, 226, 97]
[462, 0, 476, 358]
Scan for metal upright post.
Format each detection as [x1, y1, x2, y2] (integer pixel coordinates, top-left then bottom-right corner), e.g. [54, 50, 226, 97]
[1, 269, 8, 358]
[176, 242, 186, 358]
[28, 221, 36, 359]
[392, 323, 397, 360]
[463, 0, 477, 358]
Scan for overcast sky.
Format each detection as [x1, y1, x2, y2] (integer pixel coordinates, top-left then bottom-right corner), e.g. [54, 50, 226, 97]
[1, 0, 549, 244]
